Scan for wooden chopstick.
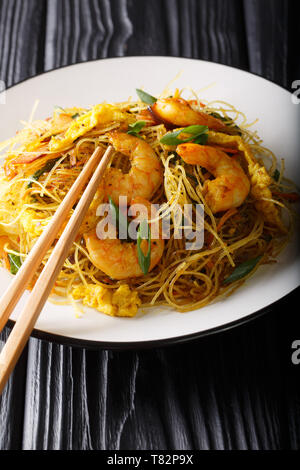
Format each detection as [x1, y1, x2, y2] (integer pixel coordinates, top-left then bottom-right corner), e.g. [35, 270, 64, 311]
[0, 145, 109, 333]
[0, 145, 114, 394]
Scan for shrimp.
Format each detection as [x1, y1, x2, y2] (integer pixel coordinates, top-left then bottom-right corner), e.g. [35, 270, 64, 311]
[102, 132, 163, 205]
[177, 143, 250, 213]
[207, 131, 287, 232]
[151, 97, 226, 131]
[84, 197, 164, 280]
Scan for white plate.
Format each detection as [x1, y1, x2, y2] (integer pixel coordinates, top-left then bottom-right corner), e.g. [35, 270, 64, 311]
[0, 57, 299, 348]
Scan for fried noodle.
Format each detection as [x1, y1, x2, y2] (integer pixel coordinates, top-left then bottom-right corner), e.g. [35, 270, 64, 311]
[0, 89, 297, 316]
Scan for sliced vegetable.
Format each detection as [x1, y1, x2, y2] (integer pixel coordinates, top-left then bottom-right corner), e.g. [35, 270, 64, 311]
[136, 89, 157, 105]
[210, 111, 241, 134]
[188, 99, 206, 108]
[27, 158, 60, 188]
[206, 259, 214, 270]
[8, 253, 22, 275]
[54, 105, 66, 113]
[273, 169, 280, 182]
[137, 219, 151, 275]
[127, 120, 146, 138]
[108, 196, 130, 240]
[272, 191, 300, 202]
[216, 208, 238, 232]
[223, 255, 263, 285]
[55, 106, 81, 119]
[160, 125, 209, 146]
[13, 153, 47, 165]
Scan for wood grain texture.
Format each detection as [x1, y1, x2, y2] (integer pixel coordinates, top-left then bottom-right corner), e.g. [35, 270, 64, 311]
[0, 0, 46, 85]
[0, 328, 28, 449]
[44, 0, 132, 70]
[243, 0, 289, 86]
[0, 0, 299, 450]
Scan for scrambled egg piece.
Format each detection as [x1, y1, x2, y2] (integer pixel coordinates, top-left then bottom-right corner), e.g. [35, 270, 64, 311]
[20, 209, 46, 237]
[208, 131, 286, 232]
[49, 104, 133, 151]
[72, 283, 141, 317]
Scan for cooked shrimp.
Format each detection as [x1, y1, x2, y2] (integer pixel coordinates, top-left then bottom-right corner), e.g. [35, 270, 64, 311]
[177, 143, 250, 213]
[151, 97, 226, 130]
[84, 197, 164, 280]
[102, 132, 163, 205]
[208, 131, 287, 231]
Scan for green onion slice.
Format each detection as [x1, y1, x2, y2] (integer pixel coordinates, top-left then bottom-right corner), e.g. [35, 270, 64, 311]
[127, 120, 146, 138]
[160, 125, 209, 146]
[108, 196, 130, 240]
[223, 256, 263, 285]
[27, 158, 60, 188]
[136, 89, 157, 105]
[137, 219, 151, 275]
[8, 253, 22, 275]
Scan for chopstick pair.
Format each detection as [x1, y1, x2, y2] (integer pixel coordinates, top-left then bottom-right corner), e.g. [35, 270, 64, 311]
[0, 145, 114, 394]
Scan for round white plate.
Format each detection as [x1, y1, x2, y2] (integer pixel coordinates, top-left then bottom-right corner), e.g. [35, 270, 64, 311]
[0, 57, 299, 348]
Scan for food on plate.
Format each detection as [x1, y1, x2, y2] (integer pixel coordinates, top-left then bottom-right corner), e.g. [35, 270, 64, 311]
[176, 143, 250, 213]
[0, 87, 298, 317]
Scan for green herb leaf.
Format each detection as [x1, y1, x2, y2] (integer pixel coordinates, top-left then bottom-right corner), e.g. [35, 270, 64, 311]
[8, 253, 22, 275]
[127, 120, 146, 138]
[273, 169, 280, 182]
[54, 105, 66, 113]
[209, 111, 241, 134]
[193, 133, 209, 145]
[71, 113, 80, 119]
[137, 219, 151, 275]
[160, 129, 182, 146]
[27, 158, 60, 188]
[136, 89, 157, 105]
[108, 196, 130, 240]
[160, 125, 209, 146]
[223, 256, 263, 285]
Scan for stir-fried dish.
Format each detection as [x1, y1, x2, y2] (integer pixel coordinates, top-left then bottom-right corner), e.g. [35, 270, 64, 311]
[0, 88, 298, 317]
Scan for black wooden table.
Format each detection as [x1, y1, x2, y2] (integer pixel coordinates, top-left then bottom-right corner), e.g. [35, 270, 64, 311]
[0, 0, 299, 451]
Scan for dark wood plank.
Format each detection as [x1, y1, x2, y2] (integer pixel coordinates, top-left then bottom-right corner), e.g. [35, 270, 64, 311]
[127, 0, 249, 70]
[287, 0, 300, 88]
[0, 0, 47, 85]
[0, 327, 28, 449]
[243, 0, 289, 87]
[0, 0, 47, 450]
[20, 292, 300, 450]
[44, 0, 133, 70]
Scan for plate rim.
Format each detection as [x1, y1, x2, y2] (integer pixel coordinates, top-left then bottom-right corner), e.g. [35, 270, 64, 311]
[5, 287, 299, 349]
[0, 56, 297, 349]
[2, 55, 291, 96]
